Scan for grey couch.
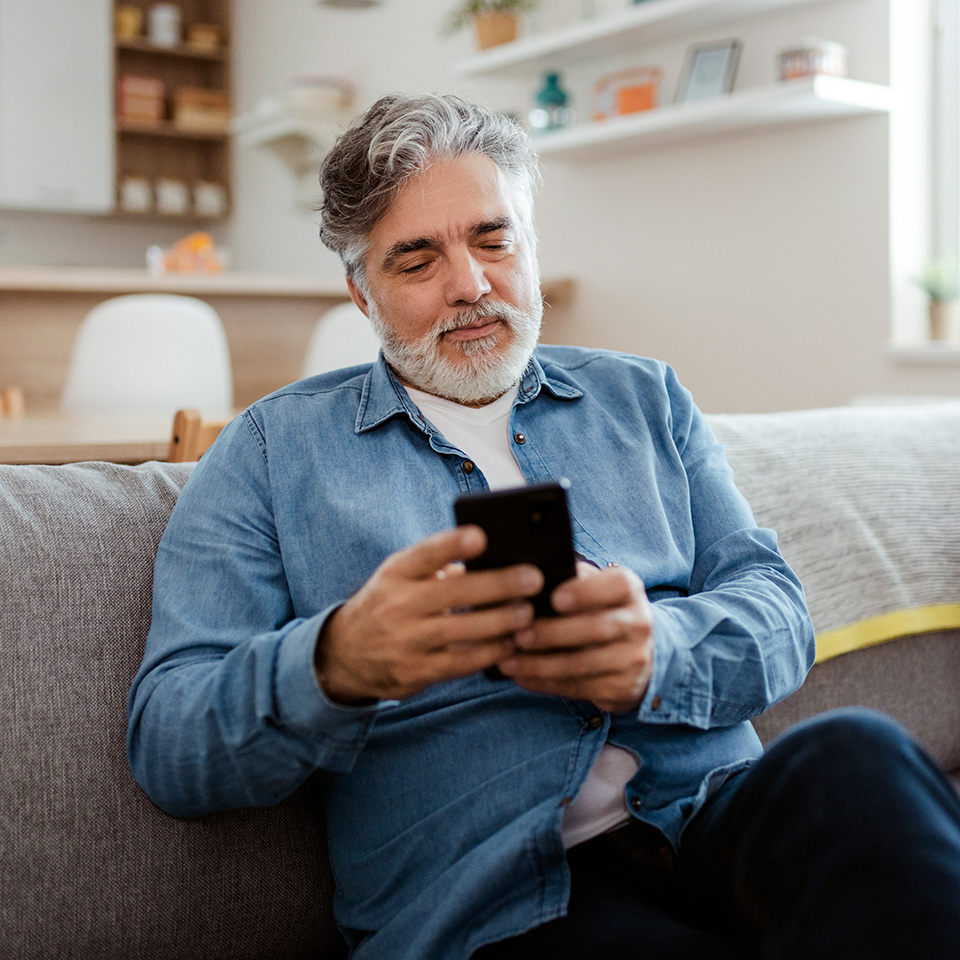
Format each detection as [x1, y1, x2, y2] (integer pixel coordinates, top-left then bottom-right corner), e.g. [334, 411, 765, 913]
[2, 402, 959, 959]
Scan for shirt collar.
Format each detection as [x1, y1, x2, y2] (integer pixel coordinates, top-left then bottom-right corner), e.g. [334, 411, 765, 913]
[354, 349, 582, 435]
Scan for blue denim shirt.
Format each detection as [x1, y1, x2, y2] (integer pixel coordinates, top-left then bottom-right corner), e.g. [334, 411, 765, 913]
[128, 346, 814, 960]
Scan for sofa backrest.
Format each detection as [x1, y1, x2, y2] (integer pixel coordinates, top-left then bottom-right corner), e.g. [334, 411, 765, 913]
[2, 403, 958, 957]
[0, 462, 342, 960]
[707, 402, 960, 774]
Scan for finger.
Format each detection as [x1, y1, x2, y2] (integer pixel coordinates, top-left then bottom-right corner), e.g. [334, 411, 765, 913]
[428, 563, 543, 615]
[551, 566, 644, 615]
[501, 640, 653, 713]
[434, 561, 466, 581]
[519, 606, 639, 652]
[428, 636, 519, 681]
[421, 600, 535, 651]
[384, 525, 487, 581]
[501, 637, 630, 682]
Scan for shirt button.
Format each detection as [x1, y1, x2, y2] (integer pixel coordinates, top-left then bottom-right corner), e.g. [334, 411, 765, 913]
[587, 714, 603, 730]
[651, 696, 662, 712]
[513, 432, 526, 444]
[606, 561, 620, 568]
[630, 796, 643, 812]
[463, 460, 474, 474]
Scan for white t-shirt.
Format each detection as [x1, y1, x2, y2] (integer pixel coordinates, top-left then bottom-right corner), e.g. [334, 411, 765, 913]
[405, 385, 638, 847]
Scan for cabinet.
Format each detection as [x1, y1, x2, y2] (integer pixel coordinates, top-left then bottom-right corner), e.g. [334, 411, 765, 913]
[0, 0, 114, 213]
[454, 0, 891, 156]
[113, 0, 232, 220]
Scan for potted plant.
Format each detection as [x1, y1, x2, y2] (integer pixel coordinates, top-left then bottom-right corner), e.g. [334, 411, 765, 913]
[914, 258, 960, 342]
[443, 0, 540, 50]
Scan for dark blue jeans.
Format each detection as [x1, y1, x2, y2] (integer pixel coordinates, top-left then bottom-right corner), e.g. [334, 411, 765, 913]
[473, 709, 960, 959]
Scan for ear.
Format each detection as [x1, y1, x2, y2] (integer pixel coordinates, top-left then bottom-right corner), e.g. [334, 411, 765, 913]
[346, 276, 370, 318]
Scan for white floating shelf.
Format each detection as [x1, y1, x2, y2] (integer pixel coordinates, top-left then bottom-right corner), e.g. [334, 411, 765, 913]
[233, 103, 352, 207]
[454, 0, 835, 78]
[530, 75, 890, 158]
[232, 103, 345, 154]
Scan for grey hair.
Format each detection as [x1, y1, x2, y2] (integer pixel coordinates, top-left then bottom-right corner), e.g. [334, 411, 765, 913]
[318, 93, 541, 295]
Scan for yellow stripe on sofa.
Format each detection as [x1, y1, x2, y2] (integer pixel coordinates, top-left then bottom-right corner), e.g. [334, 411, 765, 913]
[815, 603, 960, 664]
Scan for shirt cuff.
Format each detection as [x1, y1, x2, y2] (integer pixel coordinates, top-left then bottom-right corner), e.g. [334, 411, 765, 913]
[275, 607, 395, 765]
[636, 603, 705, 727]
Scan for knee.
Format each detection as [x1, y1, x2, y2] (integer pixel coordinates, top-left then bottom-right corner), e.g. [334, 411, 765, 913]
[766, 707, 926, 784]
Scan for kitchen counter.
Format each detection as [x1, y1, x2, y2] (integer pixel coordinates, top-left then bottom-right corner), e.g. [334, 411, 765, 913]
[0, 266, 350, 297]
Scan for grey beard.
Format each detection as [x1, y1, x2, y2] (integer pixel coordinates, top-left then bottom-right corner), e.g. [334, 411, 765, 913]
[367, 298, 543, 404]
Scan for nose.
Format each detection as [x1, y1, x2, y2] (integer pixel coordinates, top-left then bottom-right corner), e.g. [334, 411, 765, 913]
[443, 250, 492, 306]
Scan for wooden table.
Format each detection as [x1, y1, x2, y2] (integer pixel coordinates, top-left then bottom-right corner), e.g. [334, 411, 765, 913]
[0, 413, 173, 464]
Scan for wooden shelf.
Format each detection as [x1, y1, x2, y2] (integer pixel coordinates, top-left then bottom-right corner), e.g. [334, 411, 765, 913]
[115, 37, 226, 61]
[117, 120, 229, 141]
[531, 75, 890, 158]
[454, 0, 835, 78]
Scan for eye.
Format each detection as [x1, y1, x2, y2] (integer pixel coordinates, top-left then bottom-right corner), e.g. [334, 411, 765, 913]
[480, 238, 512, 253]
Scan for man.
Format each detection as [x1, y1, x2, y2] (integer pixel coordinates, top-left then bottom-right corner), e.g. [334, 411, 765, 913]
[128, 94, 960, 959]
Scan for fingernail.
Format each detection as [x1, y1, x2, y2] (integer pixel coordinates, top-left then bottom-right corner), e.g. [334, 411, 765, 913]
[520, 567, 543, 591]
[514, 627, 535, 649]
[552, 587, 574, 612]
[513, 606, 534, 628]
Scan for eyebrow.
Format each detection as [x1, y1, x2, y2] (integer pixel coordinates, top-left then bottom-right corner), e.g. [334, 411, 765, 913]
[380, 217, 516, 270]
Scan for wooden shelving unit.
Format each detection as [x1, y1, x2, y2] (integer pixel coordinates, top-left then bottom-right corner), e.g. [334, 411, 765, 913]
[113, 0, 232, 221]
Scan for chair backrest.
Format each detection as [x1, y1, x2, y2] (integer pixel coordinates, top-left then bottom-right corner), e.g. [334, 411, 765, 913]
[301, 302, 381, 378]
[1, 385, 25, 417]
[60, 294, 233, 418]
[167, 408, 230, 462]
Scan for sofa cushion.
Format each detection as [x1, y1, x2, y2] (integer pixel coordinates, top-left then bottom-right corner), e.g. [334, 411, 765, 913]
[0, 462, 343, 960]
[707, 403, 960, 658]
[707, 403, 960, 769]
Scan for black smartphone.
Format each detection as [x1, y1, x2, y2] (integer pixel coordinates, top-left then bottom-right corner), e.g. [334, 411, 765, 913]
[454, 481, 577, 619]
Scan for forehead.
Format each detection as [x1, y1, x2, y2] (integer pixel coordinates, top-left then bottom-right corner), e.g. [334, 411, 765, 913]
[369, 153, 526, 252]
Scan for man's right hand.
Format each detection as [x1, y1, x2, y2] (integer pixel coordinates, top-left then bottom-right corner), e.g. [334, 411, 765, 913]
[315, 525, 543, 704]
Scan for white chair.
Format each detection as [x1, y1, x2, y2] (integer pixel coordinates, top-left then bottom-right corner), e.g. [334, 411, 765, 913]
[60, 294, 233, 418]
[301, 301, 381, 378]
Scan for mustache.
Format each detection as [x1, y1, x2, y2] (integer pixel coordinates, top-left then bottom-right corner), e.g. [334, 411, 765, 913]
[436, 300, 533, 335]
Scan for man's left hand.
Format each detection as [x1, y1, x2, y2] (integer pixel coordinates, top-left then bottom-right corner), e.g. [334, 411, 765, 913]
[497, 564, 654, 714]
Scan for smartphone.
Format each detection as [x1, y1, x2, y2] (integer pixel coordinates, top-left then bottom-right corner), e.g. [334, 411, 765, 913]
[454, 481, 577, 619]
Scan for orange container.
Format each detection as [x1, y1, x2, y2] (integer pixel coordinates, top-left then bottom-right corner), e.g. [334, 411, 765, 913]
[592, 66, 663, 121]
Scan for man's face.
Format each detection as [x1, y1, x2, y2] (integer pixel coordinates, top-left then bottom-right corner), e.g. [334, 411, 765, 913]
[348, 153, 543, 406]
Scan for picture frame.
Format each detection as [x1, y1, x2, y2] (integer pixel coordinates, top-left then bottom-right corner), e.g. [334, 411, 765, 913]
[675, 39, 742, 103]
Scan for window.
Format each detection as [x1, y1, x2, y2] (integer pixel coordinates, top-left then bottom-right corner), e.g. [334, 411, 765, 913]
[934, 0, 959, 262]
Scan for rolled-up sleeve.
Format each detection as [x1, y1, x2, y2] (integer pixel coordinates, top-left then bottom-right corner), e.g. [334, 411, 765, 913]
[638, 367, 815, 729]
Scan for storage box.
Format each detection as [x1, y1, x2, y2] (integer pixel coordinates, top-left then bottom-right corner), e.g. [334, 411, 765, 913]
[155, 177, 189, 216]
[193, 180, 228, 218]
[172, 88, 231, 134]
[778, 38, 848, 82]
[117, 75, 165, 124]
[592, 67, 663, 121]
[186, 23, 223, 50]
[114, 5, 143, 39]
